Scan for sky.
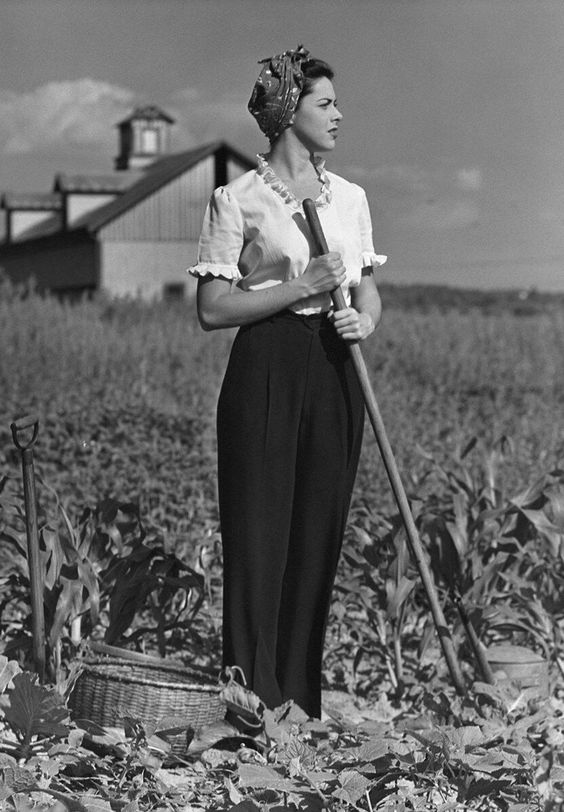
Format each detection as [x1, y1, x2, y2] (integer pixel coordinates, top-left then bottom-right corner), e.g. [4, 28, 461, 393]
[1, 0, 563, 291]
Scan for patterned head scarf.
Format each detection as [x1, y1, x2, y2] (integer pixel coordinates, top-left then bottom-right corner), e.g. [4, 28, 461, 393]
[248, 45, 310, 141]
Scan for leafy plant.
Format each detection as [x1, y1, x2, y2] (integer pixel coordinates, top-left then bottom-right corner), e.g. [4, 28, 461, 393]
[335, 515, 419, 695]
[2, 671, 70, 759]
[0, 289, 563, 808]
[0, 483, 207, 682]
[1, 655, 561, 812]
[415, 437, 564, 660]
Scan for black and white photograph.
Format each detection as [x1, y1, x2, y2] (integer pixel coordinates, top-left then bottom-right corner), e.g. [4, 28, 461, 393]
[0, 1, 562, 809]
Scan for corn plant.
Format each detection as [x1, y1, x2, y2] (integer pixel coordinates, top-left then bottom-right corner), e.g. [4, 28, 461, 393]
[415, 437, 564, 661]
[332, 505, 421, 696]
[0, 475, 205, 684]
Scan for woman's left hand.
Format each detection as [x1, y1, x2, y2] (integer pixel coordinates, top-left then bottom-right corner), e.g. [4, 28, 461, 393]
[330, 307, 375, 341]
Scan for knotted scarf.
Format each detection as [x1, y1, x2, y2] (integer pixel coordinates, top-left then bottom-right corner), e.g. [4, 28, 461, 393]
[248, 45, 310, 141]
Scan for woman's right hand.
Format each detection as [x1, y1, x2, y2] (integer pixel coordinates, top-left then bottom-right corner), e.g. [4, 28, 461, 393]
[197, 252, 348, 331]
[302, 252, 346, 295]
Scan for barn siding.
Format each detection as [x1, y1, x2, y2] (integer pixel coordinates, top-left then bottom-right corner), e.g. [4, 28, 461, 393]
[0, 146, 254, 299]
[0, 235, 97, 292]
[99, 240, 198, 299]
[11, 211, 59, 240]
[68, 193, 117, 224]
[227, 156, 252, 183]
[100, 157, 215, 242]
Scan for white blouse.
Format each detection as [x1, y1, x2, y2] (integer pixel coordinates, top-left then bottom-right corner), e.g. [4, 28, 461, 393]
[188, 154, 387, 315]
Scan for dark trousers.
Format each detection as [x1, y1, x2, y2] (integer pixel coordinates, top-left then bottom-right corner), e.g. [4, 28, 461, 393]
[217, 310, 364, 718]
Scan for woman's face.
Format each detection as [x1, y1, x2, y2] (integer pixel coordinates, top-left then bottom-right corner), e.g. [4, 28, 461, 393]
[291, 76, 342, 152]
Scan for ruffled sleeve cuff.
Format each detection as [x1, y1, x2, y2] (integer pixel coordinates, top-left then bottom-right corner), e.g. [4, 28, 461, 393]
[362, 251, 388, 269]
[187, 262, 243, 281]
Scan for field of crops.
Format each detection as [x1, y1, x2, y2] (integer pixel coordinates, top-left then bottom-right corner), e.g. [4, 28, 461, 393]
[0, 277, 563, 810]
[0, 280, 562, 529]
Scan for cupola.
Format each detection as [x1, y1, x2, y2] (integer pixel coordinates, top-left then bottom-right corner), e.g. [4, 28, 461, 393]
[115, 104, 175, 171]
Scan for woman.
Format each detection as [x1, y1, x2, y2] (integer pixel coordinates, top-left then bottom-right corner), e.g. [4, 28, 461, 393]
[189, 45, 386, 719]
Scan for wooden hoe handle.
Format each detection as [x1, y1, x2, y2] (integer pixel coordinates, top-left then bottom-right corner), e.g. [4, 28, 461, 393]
[302, 198, 466, 695]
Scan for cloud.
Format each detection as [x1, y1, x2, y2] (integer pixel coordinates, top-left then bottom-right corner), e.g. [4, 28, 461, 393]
[169, 86, 254, 148]
[0, 79, 136, 155]
[456, 168, 483, 191]
[0, 79, 232, 159]
[0, 77, 256, 184]
[401, 198, 480, 230]
[342, 161, 482, 230]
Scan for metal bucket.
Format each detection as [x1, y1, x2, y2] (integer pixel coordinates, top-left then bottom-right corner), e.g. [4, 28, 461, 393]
[486, 645, 549, 697]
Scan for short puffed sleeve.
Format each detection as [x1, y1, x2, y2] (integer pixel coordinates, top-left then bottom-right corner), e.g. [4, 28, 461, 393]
[187, 187, 244, 280]
[358, 190, 387, 271]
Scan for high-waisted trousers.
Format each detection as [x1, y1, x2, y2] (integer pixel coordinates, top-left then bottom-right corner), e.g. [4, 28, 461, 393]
[217, 309, 364, 718]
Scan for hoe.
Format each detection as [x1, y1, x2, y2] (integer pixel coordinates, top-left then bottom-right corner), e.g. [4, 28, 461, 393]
[303, 198, 495, 694]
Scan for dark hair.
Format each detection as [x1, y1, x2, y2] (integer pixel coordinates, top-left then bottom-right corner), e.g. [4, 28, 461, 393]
[299, 58, 335, 100]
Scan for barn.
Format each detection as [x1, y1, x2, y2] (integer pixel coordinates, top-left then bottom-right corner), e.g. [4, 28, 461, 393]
[0, 105, 254, 299]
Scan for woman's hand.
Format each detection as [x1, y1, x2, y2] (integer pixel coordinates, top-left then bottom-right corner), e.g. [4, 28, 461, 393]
[301, 252, 346, 295]
[330, 307, 375, 341]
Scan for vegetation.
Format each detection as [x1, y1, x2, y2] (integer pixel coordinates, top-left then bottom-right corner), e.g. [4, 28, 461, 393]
[0, 276, 563, 810]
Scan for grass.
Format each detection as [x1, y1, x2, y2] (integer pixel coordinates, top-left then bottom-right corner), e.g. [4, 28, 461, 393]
[0, 279, 563, 529]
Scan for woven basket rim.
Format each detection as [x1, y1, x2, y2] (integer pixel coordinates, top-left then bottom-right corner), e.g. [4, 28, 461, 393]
[86, 641, 218, 676]
[79, 658, 220, 692]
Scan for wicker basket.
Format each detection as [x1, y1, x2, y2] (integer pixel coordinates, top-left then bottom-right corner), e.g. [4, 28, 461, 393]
[68, 643, 224, 755]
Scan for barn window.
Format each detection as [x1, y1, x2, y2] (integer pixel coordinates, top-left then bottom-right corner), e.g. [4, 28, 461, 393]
[163, 282, 185, 300]
[141, 127, 159, 154]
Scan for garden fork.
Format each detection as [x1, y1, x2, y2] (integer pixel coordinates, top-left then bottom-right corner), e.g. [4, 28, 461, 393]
[11, 414, 45, 681]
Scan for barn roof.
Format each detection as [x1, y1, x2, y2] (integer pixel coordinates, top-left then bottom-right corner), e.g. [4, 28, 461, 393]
[117, 104, 175, 126]
[75, 140, 253, 233]
[1, 140, 254, 244]
[1, 192, 62, 211]
[54, 172, 142, 194]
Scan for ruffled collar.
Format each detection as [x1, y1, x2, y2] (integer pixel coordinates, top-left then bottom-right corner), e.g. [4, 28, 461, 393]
[256, 153, 332, 210]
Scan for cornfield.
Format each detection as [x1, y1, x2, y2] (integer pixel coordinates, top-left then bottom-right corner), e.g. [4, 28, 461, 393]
[1, 281, 564, 809]
[0, 282, 561, 530]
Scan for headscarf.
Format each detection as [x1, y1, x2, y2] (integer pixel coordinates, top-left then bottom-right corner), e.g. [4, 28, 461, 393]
[248, 45, 310, 141]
